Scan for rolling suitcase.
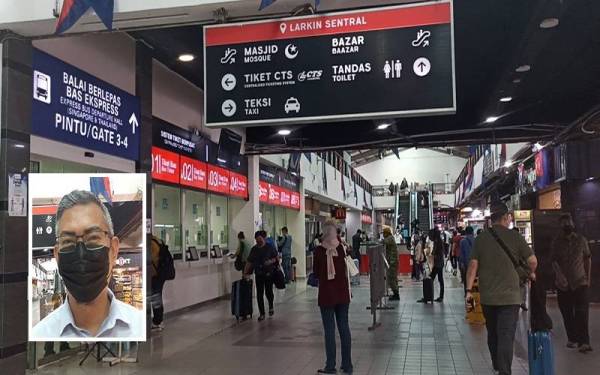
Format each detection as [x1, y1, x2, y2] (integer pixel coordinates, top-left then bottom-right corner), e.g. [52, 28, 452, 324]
[422, 277, 434, 303]
[231, 279, 253, 321]
[528, 331, 555, 374]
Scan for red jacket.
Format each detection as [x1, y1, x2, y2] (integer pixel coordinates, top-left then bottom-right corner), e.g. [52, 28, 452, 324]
[313, 244, 350, 307]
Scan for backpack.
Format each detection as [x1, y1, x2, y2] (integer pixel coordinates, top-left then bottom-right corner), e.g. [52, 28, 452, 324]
[152, 238, 176, 281]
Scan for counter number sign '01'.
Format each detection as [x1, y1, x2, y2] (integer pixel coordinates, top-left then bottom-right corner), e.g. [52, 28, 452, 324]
[203, 0, 455, 127]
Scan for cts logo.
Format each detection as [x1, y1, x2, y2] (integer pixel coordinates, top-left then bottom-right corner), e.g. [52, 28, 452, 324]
[297, 70, 323, 82]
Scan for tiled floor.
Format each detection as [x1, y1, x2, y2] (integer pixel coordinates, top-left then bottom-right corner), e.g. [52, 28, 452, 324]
[29, 273, 599, 375]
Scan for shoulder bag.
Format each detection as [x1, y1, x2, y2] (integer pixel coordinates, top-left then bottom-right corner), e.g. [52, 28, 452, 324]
[489, 228, 531, 285]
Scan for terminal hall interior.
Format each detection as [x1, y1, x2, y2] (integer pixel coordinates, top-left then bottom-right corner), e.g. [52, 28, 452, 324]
[1, 0, 600, 374]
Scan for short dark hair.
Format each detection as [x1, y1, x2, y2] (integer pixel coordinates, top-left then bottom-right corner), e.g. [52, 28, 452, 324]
[282, 226, 288, 232]
[490, 202, 509, 223]
[254, 231, 265, 239]
[238, 232, 245, 240]
[356, 229, 362, 234]
[465, 226, 474, 235]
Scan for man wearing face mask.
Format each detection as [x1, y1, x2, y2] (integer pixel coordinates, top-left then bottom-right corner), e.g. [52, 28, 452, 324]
[551, 213, 593, 353]
[32, 190, 144, 339]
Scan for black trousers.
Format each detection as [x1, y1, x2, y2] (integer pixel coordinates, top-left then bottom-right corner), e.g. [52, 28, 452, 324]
[430, 266, 444, 299]
[151, 278, 165, 325]
[459, 264, 467, 296]
[482, 305, 520, 375]
[557, 286, 590, 345]
[255, 274, 274, 316]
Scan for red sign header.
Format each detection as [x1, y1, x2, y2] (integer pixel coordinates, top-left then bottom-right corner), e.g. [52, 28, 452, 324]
[205, 2, 451, 46]
[207, 165, 230, 195]
[229, 171, 249, 199]
[152, 147, 180, 184]
[180, 155, 207, 190]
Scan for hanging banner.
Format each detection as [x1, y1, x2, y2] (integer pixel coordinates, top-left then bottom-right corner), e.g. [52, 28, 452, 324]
[32, 49, 140, 160]
[204, 1, 455, 126]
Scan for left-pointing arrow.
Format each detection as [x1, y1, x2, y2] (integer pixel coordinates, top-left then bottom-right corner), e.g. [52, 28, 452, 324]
[129, 113, 139, 134]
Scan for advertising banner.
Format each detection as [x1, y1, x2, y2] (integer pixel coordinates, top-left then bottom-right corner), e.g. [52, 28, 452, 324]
[32, 49, 140, 160]
[151, 147, 180, 184]
[204, 0, 455, 126]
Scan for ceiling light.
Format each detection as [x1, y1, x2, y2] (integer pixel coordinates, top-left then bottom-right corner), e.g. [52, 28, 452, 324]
[14, 144, 25, 148]
[515, 65, 531, 73]
[485, 116, 499, 123]
[504, 160, 513, 168]
[178, 54, 195, 62]
[586, 177, 595, 182]
[278, 129, 291, 136]
[500, 96, 513, 102]
[540, 18, 559, 29]
[533, 142, 544, 152]
[513, 78, 522, 83]
[377, 123, 391, 130]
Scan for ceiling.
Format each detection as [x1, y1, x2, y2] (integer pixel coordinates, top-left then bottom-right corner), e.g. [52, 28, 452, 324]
[350, 146, 470, 168]
[130, 0, 600, 154]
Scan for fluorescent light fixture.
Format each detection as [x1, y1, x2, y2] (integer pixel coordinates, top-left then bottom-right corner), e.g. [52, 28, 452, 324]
[500, 96, 513, 102]
[486, 116, 499, 123]
[461, 207, 473, 213]
[533, 142, 544, 152]
[377, 123, 391, 130]
[586, 177, 595, 182]
[472, 209, 482, 218]
[484, 209, 491, 217]
[278, 129, 291, 136]
[178, 54, 195, 62]
[540, 18, 559, 29]
[515, 65, 531, 73]
[513, 78, 522, 83]
[14, 144, 25, 148]
[504, 160, 513, 168]
[217, 158, 227, 163]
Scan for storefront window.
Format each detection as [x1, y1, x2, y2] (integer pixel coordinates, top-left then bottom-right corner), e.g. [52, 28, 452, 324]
[153, 184, 182, 257]
[274, 206, 287, 237]
[260, 203, 275, 238]
[183, 190, 207, 255]
[210, 194, 228, 251]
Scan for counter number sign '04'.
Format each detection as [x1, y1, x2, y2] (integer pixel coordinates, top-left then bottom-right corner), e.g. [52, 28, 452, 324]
[203, 0, 455, 127]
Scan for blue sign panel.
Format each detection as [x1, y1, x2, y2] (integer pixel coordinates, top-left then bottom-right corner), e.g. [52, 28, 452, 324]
[32, 49, 140, 160]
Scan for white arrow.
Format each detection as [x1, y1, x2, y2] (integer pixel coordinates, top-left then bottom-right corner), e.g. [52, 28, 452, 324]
[129, 113, 139, 134]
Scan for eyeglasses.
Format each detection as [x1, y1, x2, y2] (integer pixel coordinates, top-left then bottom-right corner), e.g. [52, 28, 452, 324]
[57, 229, 111, 252]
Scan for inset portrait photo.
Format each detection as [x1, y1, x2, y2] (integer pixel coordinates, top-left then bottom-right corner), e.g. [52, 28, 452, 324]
[28, 174, 146, 342]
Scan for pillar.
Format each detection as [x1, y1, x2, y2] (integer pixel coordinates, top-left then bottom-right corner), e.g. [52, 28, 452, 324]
[0, 31, 32, 373]
[287, 180, 306, 278]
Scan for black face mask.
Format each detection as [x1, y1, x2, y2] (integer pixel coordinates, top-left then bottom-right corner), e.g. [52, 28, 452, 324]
[58, 242, 110, 303]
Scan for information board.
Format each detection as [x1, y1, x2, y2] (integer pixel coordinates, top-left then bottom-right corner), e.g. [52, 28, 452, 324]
[207, 165, 230, 195]
[204, 1, 454, 126]
[32, 49, 140, 160]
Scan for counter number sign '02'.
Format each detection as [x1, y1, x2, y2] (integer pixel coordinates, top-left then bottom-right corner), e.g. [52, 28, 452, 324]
[203, 0, 455, 127]
[32, 50, 141, 160]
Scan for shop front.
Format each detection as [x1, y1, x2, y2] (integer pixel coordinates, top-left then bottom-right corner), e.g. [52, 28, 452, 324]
[151, 119, 249, 311]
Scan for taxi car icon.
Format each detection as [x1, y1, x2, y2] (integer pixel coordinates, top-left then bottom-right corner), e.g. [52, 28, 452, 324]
[284, 97, 301, 114]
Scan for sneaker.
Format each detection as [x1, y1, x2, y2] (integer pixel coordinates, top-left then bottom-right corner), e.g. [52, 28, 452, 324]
[389, 294, 400, 301]
[258, 315, 266, 321]
[435, 297, 444, 303]
[269, 309, 274, 317]
[340, 367, 353, 374]
[566, 342, 578, 349]
[579, 344, 593, 353]
[317, 369, 337, 374]
[151, 323, 164, 331]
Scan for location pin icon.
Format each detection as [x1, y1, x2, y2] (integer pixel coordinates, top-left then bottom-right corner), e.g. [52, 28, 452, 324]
[280, 23, 287, 34]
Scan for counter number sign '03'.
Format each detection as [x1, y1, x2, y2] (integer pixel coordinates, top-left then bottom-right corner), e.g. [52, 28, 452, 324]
[203, 0, 455, 127]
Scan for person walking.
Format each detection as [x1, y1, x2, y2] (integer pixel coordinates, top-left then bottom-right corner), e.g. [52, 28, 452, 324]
[244, 231, 279, 321]
[465, 202, 538, 375]
[551, 213, 593, 353]
[278, 227, 293, 283]
[313, 220, 353, 374]
[459, 226, 475, 296]
[383, 227, 400, 300]
[430, 228, 446, 302]
[235, 231, 252, 274]
[451, 229, 462, 276]
[150, 236, 166, 331]
[351, 229, 362, 261]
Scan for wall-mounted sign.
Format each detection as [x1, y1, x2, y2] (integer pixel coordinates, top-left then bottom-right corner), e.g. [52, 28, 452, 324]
[180, 155, 207, 190]
[331, 207, 347, 220]
[152, 118, 205, 160]
[32, 211, 57, 249]
[361, 212, 373, 224]
[152, 147, 180, 184]
[32, 49, 140, 160]
[207, 164, 230, 195]
[259, 181, 269, 202]
[204, 1, 455, 127]
[229, 171, 249, 199]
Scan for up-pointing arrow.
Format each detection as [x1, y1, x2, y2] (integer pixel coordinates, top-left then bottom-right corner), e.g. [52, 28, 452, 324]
[129, 113, 139, 134]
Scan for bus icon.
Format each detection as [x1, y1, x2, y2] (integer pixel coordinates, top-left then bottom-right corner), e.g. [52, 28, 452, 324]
[33, 71, 51, 104]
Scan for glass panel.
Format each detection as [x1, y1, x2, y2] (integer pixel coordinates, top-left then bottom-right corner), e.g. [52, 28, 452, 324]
[260, 203, 275, 239]
[274, 206, 287, 239]
[210, 194, 228, 250]
[183, 189, 207, 254]
[153, 184, 182, 257]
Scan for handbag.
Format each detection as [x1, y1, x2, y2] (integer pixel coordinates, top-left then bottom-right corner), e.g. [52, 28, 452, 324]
[489, 228, 531, 285]
[307, 272, 319, 287]
[272, 264, 286, 290]
[345, 255, 359, 277]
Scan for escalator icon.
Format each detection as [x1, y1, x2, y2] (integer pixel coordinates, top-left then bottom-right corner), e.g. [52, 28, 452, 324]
[220, 48, 237, 64]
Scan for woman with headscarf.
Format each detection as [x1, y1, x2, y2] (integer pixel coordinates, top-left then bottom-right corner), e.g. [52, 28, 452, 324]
[313, 219, 353, 374]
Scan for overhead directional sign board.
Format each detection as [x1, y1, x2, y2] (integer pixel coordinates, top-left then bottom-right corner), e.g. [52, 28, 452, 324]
[204, 0, 455, 127]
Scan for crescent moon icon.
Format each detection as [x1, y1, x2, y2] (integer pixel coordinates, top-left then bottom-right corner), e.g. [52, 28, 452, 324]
[285, 44, 299, 59]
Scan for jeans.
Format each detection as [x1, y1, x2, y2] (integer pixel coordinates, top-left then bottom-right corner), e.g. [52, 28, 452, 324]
[430, 266, 445, 299]
[255, 274, 274, 316]
[450, 255, 458, 270]
[320, 304, 353, 372]
[151, 278, 165, 325]
[482, 305, 520, 375]
[557, 286, 590, 345]
[282, 255, 292, 283]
